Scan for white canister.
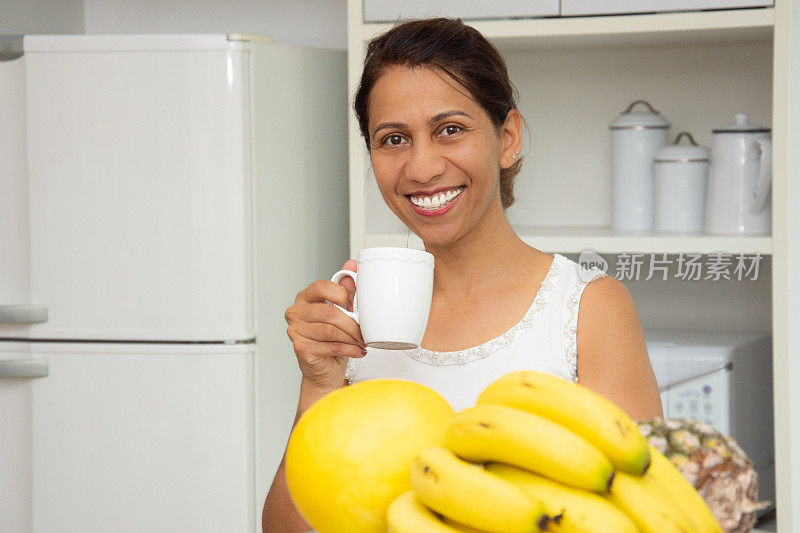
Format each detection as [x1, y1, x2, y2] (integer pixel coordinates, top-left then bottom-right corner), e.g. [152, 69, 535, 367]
[654, 132, 710, 233]
[610, 100, 671, 231]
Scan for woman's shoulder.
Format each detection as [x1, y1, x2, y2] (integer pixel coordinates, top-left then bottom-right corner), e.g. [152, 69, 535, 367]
[552, 253, 608, 285]
[571, 258, 641, 364]
[555, 253, 630, 317]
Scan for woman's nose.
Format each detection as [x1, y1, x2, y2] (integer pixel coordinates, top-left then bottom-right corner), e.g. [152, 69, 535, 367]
[405, 141, 446, 183]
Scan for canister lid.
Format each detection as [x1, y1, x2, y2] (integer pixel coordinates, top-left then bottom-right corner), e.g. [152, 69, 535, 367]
[610, 100, 671, 130]
[712, 113, 770, 134]
[654, 132, 710, 163]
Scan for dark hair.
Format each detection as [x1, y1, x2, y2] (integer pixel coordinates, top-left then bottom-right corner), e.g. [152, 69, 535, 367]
[353, 17, 523, 209]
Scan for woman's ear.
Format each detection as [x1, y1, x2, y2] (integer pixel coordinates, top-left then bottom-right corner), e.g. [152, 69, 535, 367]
[499, 109, 523, 169]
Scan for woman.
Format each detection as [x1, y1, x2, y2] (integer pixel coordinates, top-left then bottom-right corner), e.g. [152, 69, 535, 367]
[263, 17, 662, 532]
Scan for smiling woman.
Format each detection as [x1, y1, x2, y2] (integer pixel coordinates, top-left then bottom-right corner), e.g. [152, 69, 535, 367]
[346, 18, 661, 420]
[263, 17, 663, 533]
[354, 18, 523, 215]
[362, 65, 519, 244]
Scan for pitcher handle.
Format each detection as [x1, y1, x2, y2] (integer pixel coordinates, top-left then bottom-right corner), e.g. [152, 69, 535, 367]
[749, 138, 772, 215]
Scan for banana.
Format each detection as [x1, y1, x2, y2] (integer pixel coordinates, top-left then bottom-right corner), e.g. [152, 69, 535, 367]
[477, 371, 650, 476]
[486, 463, 638, 533]
[606, 471, 696, 533]
[442, 517, 495, 532]
[645, 445, 723, 533]
[445, 404, 614, 493]
[409, 446, 550, 533]
[387, 491, 474, 533]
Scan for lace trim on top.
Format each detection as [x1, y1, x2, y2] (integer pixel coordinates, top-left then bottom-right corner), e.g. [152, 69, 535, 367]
[563, 267, 606, 383]
[394, 254, 564, 369]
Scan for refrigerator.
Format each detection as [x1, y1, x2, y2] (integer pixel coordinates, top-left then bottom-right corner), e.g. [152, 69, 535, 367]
[0, 34, 348, 532]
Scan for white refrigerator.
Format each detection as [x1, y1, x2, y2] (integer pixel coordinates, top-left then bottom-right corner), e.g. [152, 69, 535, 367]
[0, 34, 347, 532]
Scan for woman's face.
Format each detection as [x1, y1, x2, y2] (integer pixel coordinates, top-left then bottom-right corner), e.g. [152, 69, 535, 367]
[367, 66, 520, 247]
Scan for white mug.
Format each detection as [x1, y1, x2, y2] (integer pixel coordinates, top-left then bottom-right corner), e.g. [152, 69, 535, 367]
[330, 247, 434, 350]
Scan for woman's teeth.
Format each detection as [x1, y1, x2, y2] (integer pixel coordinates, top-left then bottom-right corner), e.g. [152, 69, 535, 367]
[410, 186, 464, 210]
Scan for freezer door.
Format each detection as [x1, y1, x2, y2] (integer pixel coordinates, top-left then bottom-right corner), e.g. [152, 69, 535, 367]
[24, 37, 253, 341]
[30, 342, 255, 533]
[0, 50, 48, 339]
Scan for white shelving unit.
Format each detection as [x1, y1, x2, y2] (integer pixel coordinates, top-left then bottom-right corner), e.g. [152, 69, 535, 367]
[347, 1, 799, 530]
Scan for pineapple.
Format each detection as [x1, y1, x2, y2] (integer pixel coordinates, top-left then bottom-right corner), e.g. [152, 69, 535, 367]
[637, 418, 770, 533]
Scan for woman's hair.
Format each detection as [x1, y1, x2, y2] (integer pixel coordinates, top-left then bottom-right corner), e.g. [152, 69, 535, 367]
[353, 17, 523, 209]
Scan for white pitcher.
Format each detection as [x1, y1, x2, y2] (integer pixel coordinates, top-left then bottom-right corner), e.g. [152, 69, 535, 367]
[705, 113, 772, 235]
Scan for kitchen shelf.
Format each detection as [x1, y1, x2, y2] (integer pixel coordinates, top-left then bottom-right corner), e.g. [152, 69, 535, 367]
[365, 227, 773, 254]
[348, 1, 799, 528]
[360, 8, 774, 50]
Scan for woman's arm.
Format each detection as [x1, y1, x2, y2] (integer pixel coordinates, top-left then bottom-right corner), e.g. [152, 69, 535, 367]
[575, 276, 663, 420]
[262, 380, 334, 533]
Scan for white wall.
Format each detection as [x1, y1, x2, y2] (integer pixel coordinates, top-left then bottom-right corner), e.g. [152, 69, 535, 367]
[0, 0, 346, 49]
[82, 0, 347, 49]
[0, 0, 84, 34]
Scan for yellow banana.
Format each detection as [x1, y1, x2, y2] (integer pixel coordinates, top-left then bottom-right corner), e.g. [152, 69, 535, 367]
[442, 517, 494, 532]
[409, 446, 549, 533]
[606, 471, 696, 533]
[477, 371, 650, 475]
[486, 463, 638, 533]
[387, 491, 473, 533]
[645, 445, 723, 532]
[445, 404, 614, 493]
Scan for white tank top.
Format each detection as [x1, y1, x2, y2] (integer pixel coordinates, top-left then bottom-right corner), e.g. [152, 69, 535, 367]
[345, 253, 606, 411]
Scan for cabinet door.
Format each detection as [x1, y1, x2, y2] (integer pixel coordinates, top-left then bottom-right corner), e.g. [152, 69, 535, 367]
[30, 343, 255, 533]
[363, 0, 560, 21]
[560, 0, 773, 16]
[24, 38, 253, 341]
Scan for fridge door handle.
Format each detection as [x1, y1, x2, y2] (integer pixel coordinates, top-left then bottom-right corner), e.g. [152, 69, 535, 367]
[0, 35, 24, 61]
[0, 358, 49, 379]
[0, 304, 49, 324]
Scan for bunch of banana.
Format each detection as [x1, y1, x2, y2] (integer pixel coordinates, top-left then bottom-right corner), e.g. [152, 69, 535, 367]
[386, 371, 723, 533]
[387, 491, 476, 533]
[477, 370, 650, 475]
[408, 446, 550, 532]
[445, 404, 614, 493]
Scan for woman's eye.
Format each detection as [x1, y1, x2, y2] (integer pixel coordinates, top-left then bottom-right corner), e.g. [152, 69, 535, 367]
[384, 134, 406, 146]
[440, 125, 462, 137]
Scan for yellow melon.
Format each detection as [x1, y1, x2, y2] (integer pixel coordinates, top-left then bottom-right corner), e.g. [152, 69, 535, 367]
[285, 379, 455, 533]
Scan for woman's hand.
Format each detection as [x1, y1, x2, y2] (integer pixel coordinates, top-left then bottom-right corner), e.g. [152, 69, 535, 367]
[285, 259, 367, 393]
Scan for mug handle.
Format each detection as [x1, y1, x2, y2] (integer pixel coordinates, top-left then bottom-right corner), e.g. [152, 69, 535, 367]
[750, 137, 772, 215]
[330, 269, 359, 324]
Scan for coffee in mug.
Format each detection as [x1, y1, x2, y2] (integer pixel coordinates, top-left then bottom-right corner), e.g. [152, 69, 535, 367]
[330, 247, 434, 350]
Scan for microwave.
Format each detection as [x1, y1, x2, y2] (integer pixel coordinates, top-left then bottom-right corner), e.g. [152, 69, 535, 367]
[645, 329, 774, 510]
